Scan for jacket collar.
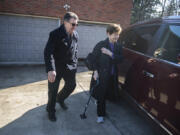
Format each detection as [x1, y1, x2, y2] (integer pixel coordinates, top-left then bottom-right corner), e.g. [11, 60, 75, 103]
[58, 24, 68, 37]
[104, 38, 118, 51]
[104, 38, 110, 48]
[58, 24, 78, 41]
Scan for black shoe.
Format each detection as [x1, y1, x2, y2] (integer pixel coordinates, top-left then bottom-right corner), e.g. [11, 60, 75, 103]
[48, 112, 57, 122]
[46, 106, 49, 112]
[58, 101, 68, 110]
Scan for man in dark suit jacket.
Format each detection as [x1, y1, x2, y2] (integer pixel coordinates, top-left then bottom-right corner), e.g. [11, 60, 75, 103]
[44, 12, 79, 122]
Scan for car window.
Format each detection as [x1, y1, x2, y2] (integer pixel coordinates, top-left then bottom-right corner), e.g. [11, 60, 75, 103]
[154, 25, 180, 64]
[119, 25, 160, 54]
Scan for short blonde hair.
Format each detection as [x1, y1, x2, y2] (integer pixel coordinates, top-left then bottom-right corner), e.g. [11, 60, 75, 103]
[106, 24, 122, 35]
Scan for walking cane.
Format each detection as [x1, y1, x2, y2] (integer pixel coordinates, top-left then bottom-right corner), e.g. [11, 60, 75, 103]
[80, 79, 99, 119]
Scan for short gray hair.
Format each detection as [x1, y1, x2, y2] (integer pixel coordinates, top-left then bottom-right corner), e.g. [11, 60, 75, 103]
[63, 12, 79, 22]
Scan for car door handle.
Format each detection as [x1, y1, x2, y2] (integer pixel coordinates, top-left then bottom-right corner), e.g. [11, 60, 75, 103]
[142, 70, 154, 78]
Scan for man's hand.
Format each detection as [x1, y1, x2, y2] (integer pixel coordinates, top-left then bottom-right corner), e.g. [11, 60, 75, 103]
[48, 71, 56, 83]
[93, 70, 99, 80]
[101, 47, 113, 57]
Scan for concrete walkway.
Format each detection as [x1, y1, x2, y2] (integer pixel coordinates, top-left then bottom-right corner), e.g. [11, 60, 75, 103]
[0, 65, 160, 135]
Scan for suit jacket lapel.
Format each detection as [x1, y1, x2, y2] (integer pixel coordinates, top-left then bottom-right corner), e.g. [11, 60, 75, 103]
[104, 38, 110, 50]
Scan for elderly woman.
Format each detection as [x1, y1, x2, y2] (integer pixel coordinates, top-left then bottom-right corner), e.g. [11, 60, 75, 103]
[90, 24, 123, 123]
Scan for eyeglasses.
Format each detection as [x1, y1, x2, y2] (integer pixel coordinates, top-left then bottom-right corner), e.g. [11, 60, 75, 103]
[69, 22, 78, 27]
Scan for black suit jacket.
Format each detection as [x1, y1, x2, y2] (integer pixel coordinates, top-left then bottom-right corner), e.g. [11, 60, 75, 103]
[44, 24, 79, 73]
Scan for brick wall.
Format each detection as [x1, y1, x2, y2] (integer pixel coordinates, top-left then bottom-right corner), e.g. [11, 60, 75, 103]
[0, 0, 132, 28]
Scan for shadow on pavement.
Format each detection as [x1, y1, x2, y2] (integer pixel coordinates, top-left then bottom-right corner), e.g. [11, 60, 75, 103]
[0, 65, 89, 90]
[0, 65, 160, 135]
[0, 91, 160, 135]
[0, 91, 120, 135]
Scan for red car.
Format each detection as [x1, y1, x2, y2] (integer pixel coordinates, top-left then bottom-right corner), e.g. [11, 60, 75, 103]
[118, 16, 180, 135]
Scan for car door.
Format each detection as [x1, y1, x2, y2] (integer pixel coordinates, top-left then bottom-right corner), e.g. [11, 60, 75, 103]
[143, 24, 180, 135]
[118, 24, 160, 103]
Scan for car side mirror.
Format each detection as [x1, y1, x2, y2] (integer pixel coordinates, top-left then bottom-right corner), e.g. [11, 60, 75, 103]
[154, 48, 167, 58]
[132, 42, 136, 46]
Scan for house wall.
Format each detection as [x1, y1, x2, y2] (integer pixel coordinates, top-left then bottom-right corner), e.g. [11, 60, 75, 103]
[0, 0, 132, 64]
[0, 0, 132, 28]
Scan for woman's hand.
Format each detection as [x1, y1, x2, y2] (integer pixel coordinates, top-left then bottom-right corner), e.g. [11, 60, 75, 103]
[93, 70, 99, 80]
[48, 71, 56, 83]
[101, 47, 113, 57]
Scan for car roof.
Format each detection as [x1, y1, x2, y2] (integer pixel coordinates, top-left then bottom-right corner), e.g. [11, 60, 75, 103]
[163, 16, 180, 23]
[129, 16, 180, 28]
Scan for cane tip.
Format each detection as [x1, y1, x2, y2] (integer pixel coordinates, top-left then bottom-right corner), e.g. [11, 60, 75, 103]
[80, 114, 87, 119]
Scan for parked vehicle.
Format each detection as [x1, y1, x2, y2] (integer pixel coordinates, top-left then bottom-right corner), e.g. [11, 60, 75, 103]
[118, 16, 180, 135]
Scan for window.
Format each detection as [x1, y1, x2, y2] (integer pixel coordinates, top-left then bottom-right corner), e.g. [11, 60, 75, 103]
[119, 25, 160, 54]
[154, 25, 180, 64]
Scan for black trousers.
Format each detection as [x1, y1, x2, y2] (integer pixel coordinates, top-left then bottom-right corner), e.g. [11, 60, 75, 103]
[97, 100, 106, 116]
[47, 68, 76, 113]
[97, 75, 114, 117]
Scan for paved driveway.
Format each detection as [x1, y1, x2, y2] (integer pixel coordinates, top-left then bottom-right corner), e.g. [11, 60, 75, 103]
[0, 65, 160, 135]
